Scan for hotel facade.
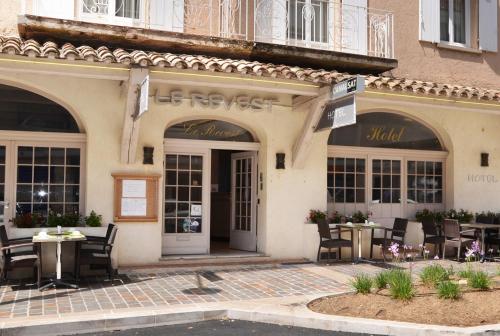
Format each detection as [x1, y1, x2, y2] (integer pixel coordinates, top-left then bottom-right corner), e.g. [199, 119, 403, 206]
[0, 0, 499, 266]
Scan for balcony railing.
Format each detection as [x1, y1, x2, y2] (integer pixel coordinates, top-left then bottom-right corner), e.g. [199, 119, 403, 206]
[27, 0, 394, 58]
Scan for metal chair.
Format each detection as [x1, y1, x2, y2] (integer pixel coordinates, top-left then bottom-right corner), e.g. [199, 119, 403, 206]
[442, 219, 474, 261]
[422, 217, 444, 256]
[370, 217, 408, 261]
[78, 226, 117, 279]
[316, 218, 354, 262]
[0, 225, 41, 287]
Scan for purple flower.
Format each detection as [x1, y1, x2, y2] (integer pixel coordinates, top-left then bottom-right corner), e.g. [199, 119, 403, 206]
[471, 241, 481, 254]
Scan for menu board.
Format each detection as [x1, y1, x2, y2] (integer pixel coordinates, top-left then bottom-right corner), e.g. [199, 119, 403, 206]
[112, 174, 160, 222]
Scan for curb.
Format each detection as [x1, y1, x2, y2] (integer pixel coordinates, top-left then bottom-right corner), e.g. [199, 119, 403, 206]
[1, 307, 499, 336]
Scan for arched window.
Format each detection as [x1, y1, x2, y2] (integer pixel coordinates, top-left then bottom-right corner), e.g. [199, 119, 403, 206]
[0, 84, 80, 133]
[165, 119, 256, 142]
[328, 112, 443, 151]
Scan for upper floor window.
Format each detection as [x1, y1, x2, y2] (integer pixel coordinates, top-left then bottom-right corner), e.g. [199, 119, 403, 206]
[440, 0, 469, 45]
[82, 0, 140, 19]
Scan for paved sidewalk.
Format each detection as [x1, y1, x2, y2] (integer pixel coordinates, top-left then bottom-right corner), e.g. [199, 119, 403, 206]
[0, 260, 498, 336]
[0, 264, 350, 319]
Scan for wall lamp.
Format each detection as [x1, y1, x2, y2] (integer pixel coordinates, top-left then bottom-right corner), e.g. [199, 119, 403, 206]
[276, 153, 285, 169]
[143, 146, 154, 165]
[481, 152, 489, 167]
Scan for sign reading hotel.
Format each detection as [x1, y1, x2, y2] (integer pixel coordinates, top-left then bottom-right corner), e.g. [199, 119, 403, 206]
[154, 90, 277, 112]
[315, 75, 365, 132]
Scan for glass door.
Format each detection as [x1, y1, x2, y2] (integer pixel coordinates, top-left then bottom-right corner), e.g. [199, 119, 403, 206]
[0, 144, 6, 225]
[230, 151, 257, 252]
[369, 157, 403, 225]
[162, 148, 210, 255]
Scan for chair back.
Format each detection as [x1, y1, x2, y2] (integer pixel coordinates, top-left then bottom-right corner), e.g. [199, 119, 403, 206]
[392, 218, 408, 239]
[0, 225, 9, 247]
[105, 223, 116, 240]
[443, 219, 460, 239]
[316, 218, 331, 240]
[106, 226, 118, 253]
[421, 217, 437, 236]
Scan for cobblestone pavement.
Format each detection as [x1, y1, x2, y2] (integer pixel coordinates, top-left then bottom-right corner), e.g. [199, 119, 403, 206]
[0, 263, 350, 319]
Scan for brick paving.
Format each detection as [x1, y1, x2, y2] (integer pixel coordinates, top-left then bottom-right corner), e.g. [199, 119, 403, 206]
[0, 264, 350, 319]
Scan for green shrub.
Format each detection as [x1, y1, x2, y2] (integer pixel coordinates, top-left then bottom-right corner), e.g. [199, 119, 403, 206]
[85, 210, 102, 227]
[351, 274, 372, 294]
[437, 281, 461, 300]
[468, 271, 491, 290]
[388, 269, 414, 300]
[420, 264, 450, 288]
[458, 268, 474, 279]
[374, 270, 390, 290]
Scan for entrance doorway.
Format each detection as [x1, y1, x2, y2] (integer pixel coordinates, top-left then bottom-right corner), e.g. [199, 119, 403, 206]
[163, 119, 260, 256]
[210, 150, 257, 254]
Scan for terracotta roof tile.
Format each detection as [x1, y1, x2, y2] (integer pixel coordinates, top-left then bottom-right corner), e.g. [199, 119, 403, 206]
[0, 36, 499, 103]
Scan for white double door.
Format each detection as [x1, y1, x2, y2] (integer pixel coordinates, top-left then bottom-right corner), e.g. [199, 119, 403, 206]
[162, 145, 257, 255]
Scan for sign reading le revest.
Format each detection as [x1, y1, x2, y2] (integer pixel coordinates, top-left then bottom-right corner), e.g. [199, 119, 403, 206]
[315, 75, 365, 132]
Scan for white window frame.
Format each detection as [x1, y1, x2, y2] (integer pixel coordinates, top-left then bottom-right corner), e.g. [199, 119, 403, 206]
[0, 131, 86, 226]
[78, 0, 145, 27]
[327, 145, 447, 219]
[440, 0, 471, 47]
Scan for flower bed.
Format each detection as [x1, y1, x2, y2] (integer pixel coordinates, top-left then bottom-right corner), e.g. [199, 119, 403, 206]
[308, 281, 500, 327]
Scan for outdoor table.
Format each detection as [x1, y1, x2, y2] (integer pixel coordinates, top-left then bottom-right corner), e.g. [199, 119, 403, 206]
[33, 231, 86, 291]
[460, 223, 499, 262]
[331, 223, 384, 263]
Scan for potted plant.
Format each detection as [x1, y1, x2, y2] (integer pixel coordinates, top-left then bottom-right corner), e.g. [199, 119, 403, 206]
[307, 209, 327, 224]
[84, 210, 102, 227]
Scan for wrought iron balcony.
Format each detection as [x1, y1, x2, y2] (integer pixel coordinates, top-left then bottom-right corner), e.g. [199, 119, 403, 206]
[26, 0, 394, 59]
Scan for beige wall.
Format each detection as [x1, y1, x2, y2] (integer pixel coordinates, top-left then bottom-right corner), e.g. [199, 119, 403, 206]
[1, 66, 500, 264]
[0, 0, 22, 36]
[370, 0, 500, 90]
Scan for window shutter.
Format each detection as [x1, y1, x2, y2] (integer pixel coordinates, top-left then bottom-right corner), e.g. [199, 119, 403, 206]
[149, 0, 184, 32]
[479, 0, 498, 52]
[419, 0, 439, 42]
[34, 0, 74, 20]
[342, 0, 368, 55]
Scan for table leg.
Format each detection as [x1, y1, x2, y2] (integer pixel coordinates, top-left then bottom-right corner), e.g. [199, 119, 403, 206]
[358, 229, 362, 259]
[56, 241, 62, 280]
[480, 228, 486, 263]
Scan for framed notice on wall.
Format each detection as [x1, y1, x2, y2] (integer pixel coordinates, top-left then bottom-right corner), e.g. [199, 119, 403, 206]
[112, 173, 160, 222]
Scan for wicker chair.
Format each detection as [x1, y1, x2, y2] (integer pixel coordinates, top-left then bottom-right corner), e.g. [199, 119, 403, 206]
[370, 218, 408, 261]
[0, 225, 41, 287]
[316, 218, 354, 262]
[422, 217, 445, 256]
[442, 219, 474, 261]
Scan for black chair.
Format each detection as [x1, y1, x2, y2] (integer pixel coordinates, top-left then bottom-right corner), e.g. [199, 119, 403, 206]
[442, 219, 474, 261]
[0, 225, 41, 287]
[370, 218, 408, 261]
[316, 218, 354, 262]
[422, 217, 444, 256]
[78, 226, 117, 279]
[85, 223, 116, 244]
